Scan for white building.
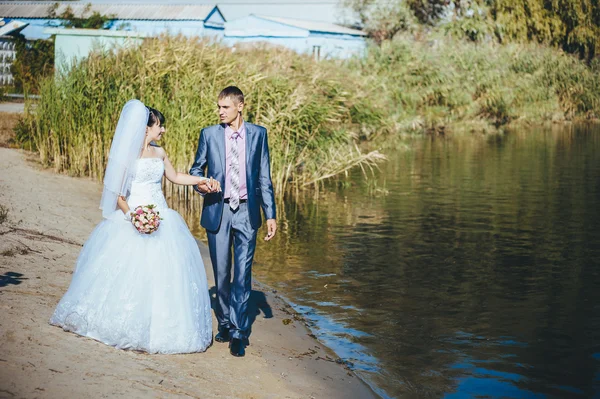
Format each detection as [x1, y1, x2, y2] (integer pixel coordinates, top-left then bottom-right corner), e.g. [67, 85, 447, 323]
[0, 2, 367, 61]
[224, 14, 366, 59]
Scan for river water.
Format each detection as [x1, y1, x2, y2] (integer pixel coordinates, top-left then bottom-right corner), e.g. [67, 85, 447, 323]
[189, 124, 600, 398]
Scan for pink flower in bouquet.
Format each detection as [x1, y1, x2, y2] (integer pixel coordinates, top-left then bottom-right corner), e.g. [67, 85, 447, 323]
[130, 204, 162, 234]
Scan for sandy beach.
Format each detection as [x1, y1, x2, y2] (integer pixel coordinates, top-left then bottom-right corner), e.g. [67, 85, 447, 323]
[0, 146, 376, 399]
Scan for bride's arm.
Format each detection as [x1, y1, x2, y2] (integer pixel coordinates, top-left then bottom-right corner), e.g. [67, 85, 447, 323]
[163, 153, 221, 190]
[117, 195, 131, 218]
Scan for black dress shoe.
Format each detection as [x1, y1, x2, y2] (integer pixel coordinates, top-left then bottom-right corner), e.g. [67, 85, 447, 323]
[229, 338, 245, 357]
[215, 330, 230, 343]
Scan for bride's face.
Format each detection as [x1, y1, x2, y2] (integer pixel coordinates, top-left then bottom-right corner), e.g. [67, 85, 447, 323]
[146, 121, 165, 142]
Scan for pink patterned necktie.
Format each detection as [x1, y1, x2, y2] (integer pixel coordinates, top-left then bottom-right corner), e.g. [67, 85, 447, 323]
[229, 132, 241, 210]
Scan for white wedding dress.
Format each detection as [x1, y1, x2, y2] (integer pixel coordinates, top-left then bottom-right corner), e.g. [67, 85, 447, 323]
[50, 157, 213, 354]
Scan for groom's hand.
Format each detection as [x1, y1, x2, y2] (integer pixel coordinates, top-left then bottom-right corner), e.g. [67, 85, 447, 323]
[197, 177, 221, 194]
[197, 181, 211, 194]
[264, 219, 277, 241]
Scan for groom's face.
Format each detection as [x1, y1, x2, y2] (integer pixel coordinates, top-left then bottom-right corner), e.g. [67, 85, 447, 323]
[218, 97, 244, 125]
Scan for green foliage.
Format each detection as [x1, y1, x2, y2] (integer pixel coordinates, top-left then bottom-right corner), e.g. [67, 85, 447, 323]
[19, 37, 386, 196]
[10, 35, 54, 94]
[477, 89, 514, 126]
[343, 0, 417, 43]
[490, 0, 600, 61]
[406, 0, 449, 25]
[16, 35, 599, 198]
[0, 204, 7, 225]
[442, 2, 494, 42]
[48, 2, 115, 29]
[346, 0, 599, 60]
[13, 116, 35, 151]
[9, 2, 116, 95]
[351, 35, 599, 133]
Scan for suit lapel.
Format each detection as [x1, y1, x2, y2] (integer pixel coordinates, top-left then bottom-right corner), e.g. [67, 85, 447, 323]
[216, 124, 226, 174]
[245, 123, 253, 173]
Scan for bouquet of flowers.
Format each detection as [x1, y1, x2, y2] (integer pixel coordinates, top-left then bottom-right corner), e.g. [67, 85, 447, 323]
[130, 204, 162, 234]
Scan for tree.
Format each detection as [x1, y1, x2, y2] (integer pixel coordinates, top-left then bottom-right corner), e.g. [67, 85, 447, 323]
[408, 0, 452, 24]
[10, 3, 117, 93]
[491, 0, 599, 60]
[344, 0, 599, 60]
[10, 34, 54, 94]
[48, 2, 115, 29]
[343, 0, 418, 43]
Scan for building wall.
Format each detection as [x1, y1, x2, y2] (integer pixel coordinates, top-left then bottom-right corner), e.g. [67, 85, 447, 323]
[223, 15, 366, 59]
[111, 20, 223, 38]
[224, 33, 365, 59]
[308, 34, 366, 59]
[13, 14, 364, 61]
[51, 31, 144, 73]
[225, 16, 307, 38]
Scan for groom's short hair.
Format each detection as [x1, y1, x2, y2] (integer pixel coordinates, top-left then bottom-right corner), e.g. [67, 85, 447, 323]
[219, 86, 244, 105]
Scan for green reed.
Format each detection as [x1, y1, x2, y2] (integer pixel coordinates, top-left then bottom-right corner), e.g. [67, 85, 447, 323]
[19, 34, 599, 203]
[353, 35, 600, 134]
[23, 36, 386, 201]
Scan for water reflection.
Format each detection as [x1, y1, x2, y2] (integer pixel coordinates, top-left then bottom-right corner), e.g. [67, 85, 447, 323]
[178, 125, 600, 398]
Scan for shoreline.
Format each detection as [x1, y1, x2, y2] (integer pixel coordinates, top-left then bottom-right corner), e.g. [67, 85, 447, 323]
[0, 147, 377, 398]
[259, 290, 390, 399]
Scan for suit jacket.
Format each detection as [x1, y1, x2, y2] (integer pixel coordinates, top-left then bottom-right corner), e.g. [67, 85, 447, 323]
[189, 122, 276, 232]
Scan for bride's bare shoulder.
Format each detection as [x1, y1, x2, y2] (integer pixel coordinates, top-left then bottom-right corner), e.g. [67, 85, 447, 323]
[150, 143, 167, 159]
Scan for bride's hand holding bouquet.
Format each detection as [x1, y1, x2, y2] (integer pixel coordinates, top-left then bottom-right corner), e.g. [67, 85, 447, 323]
[129, 204, 162, 234]
[118, 195, 162, 234]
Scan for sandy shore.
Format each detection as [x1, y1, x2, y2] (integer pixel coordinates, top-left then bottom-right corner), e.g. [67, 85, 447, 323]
[0, 147, 376, 399]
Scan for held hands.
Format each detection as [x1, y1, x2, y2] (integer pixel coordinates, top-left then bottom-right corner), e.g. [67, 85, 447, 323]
[194, 179, 275, 240]
[264, 219, 277, 241]
[197, 177, 221, 194]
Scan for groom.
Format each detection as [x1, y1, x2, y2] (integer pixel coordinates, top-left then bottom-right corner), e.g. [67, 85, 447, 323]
[190, 86, 277, 357]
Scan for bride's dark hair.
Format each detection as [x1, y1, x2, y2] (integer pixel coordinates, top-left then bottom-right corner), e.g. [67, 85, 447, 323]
[147, 107, 165, 127]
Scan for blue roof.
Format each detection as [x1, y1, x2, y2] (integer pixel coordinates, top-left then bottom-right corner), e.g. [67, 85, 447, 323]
[0, 17, 28, 35]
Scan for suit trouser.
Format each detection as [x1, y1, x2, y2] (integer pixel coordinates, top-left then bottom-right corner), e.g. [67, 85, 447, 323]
[206, 202, 257, 340]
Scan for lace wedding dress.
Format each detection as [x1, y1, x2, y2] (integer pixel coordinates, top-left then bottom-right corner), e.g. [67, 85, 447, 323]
[50, 157, 213, 354]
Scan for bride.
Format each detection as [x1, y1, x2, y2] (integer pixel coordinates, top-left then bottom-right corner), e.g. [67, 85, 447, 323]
[50, 99, 218, 354]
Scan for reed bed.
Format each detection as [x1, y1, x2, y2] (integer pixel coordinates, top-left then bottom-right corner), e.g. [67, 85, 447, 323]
[354, 35, 600, 134]
[20, 36, 387, 201]
[18, 34, 599, 202]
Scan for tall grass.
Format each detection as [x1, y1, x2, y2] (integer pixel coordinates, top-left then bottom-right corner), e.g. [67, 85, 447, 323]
[21, 36, 386, 200]
[18, 34, 599, 202]
[353, 35, 600, 134]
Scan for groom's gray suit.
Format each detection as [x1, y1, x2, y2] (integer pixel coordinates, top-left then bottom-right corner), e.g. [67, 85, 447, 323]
[190, 122, 276, 340]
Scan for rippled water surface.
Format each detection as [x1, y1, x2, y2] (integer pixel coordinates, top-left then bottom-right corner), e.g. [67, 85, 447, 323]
[188, 125, 600, 398]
